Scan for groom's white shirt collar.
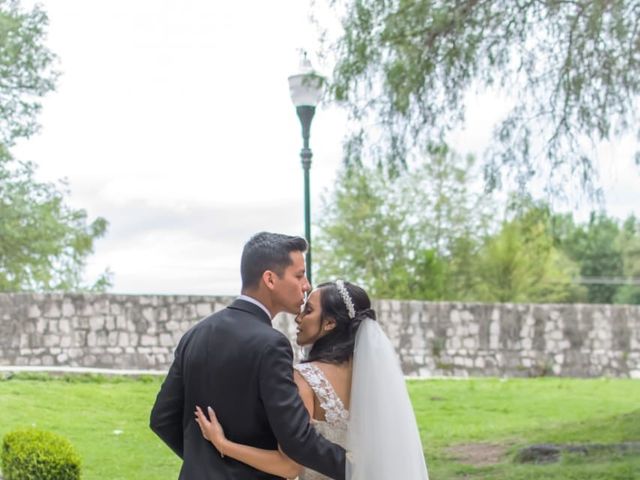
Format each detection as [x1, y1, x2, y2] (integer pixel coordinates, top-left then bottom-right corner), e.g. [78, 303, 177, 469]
[237, 294, 273, 319]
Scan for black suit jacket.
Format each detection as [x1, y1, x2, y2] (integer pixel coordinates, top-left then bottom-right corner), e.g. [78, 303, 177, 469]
[150, 299, 346, 479]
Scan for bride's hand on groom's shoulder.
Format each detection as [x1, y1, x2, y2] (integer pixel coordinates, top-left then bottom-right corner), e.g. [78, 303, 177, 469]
[194, 405, 227, 457]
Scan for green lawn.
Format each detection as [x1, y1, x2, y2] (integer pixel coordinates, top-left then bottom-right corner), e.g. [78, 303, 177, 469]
[1, 373, 639, 479]
[408, 378, 640, 479]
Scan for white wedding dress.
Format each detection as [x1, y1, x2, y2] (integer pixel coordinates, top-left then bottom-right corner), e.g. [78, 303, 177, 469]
[294, 362, 349, 480]
[294, 319, 429, 480]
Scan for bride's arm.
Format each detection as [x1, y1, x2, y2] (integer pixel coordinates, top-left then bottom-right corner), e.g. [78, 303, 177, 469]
[194, 371, 315, 479]
[195, 406, 301, 479]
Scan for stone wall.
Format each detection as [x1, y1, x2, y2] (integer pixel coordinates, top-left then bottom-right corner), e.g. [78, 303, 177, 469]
[0, 293, 638, 378]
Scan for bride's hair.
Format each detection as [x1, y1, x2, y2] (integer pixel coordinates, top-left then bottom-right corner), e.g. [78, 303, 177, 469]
[302, 281, 376, 364]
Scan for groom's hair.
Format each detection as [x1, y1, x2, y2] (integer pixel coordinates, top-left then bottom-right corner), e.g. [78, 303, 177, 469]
[240, 232, 308, 290]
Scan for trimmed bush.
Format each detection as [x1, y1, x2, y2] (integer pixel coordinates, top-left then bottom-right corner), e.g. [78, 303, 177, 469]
[1, 429, 81, 480]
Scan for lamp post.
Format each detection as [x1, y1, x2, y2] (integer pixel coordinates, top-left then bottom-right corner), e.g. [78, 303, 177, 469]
[288, 55, 324, 286]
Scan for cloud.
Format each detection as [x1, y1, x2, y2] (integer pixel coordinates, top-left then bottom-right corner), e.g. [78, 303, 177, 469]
[84, 197, 307, 294]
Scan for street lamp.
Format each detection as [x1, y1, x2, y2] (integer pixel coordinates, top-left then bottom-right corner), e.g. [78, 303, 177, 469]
[288, 54, 324, 286]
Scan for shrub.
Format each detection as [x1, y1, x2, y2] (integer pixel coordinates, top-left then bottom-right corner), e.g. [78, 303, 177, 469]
[1, 429, 81, 480]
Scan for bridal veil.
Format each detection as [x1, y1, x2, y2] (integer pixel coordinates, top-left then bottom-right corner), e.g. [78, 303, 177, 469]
[346, 318, 429, 480]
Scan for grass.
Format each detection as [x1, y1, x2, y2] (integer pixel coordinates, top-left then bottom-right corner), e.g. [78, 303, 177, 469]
[1, 373, 639, 479]
[0, 373, 179, 479]
[409, 377, 640, 479]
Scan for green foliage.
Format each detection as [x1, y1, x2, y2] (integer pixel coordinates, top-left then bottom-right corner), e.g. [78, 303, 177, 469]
[0, 0, 58, 146]
[1, 428, 81, 480]
[315, 147, 490, 299]
[321, 0, 640, 192]
[614, 216, 640, 304]
[473, 207, 583, 303]
[551, 211, 640, 304]
[316, 159, 423, 298]
[317, 154, 640, 303]
[316, 149, 583, 302]
[0, 1, 110, 292]
[555, 212, 624, 303]
[0, 154, 111, 292]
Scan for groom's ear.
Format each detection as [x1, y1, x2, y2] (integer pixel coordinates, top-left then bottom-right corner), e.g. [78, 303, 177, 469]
[262, 270, 276, 290]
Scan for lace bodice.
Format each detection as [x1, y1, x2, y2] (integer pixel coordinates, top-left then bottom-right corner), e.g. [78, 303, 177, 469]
[294, 363, 349, 480]
[294, 362, 349, 427]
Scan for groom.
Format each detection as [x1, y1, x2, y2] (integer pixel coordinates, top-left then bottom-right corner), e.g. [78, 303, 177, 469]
[150, 232, 346, 479]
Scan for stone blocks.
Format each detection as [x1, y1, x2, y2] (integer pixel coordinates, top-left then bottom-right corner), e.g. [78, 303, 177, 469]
[0, 293, 638, 377]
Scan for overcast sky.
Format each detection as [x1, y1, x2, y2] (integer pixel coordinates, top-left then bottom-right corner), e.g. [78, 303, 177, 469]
[13, 0, 640, 295]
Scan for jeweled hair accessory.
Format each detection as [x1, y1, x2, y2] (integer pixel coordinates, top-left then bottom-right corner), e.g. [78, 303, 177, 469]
[335, 280, 356, 319]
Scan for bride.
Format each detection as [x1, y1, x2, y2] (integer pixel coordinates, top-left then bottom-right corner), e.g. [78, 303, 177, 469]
[195, 280, 429, 480]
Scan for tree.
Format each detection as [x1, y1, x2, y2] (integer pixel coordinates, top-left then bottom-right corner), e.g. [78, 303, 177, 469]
[473, 204, 583, 303]
[315, 148, 491, 300]
[0, 154, 111, 292]
[0, 0, 58, 146]
[0, 1, 110, 292]
[614, 215, 640, 304]
[547, 208, 640, 305]
[556, 212, 625, 303]
[315, 161, 428, 299]
[320, 0, 640, 192]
